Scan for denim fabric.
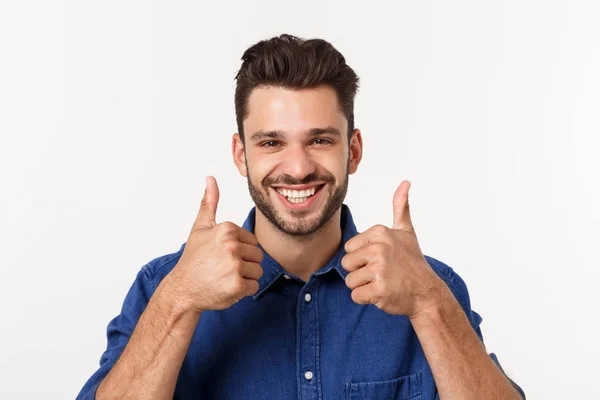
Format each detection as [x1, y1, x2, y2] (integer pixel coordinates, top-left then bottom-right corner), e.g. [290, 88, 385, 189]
[77, 204, 525, 399]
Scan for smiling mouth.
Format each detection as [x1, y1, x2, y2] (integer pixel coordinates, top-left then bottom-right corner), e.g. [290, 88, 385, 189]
[273, 184, 326, 204]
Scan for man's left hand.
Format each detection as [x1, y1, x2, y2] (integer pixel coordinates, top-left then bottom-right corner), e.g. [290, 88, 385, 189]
[341, 181, 445, 318]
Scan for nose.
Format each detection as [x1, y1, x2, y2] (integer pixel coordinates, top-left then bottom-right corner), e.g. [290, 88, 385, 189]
[280, 143, 316, 181]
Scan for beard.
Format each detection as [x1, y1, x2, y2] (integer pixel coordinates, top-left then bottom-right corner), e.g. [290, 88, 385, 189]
[246, 159, 349, 237]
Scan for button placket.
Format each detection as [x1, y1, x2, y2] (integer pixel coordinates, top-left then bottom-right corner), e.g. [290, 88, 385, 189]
[297, 283, 320, 400]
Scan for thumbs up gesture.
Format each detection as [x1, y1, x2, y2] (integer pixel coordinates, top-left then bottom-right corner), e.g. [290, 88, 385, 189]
[164, 176, 264, 313]
[341, 181, 444, 318]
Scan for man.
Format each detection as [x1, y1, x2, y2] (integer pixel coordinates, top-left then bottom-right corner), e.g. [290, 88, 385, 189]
[77, 34, 525, 399]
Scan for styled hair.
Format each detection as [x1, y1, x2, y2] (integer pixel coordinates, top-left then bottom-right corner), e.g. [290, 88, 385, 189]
[234, 34, 360, 142]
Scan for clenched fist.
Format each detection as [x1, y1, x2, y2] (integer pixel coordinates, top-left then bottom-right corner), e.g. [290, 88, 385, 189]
[164, 176, 264, 313]
[341, 181, 444, 318]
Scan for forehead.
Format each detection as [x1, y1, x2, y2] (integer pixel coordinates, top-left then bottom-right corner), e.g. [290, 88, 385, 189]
[244, 85, 347, 137]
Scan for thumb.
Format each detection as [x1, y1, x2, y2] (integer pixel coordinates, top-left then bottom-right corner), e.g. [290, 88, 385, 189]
[392, 180, 414, 232]
[192, 176, 220, 231]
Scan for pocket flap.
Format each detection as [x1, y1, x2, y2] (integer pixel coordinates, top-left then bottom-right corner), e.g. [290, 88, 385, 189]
[345, 371, 422, 400]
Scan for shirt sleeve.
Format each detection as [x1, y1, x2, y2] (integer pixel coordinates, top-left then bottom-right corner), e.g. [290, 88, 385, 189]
[445, 265, 526, 399]
[76, 267, 156, 400]
[425, 256, 526, 399]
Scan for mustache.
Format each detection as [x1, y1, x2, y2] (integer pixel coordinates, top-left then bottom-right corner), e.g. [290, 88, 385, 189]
[263, 172, 335, 187]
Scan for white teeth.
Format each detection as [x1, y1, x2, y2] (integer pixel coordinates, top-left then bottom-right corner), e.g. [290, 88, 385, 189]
[276, 186, 318, 200]
[289, 196, 309, 203]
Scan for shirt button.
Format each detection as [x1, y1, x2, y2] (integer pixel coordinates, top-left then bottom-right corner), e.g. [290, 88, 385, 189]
[283, 274, 291, 280]
[304, 370, 313, 380]
[304, 293, 312, 302]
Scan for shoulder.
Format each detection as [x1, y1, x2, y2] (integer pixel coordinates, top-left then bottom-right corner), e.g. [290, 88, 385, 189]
[140, 242, 187, 291]
[424, 254, 473, 314]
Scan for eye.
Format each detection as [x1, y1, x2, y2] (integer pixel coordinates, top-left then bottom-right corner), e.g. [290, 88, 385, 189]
[261, 141, 280, 148]
[312, 138, 332, 145]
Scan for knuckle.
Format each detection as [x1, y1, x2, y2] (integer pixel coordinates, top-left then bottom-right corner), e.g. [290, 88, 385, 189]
[373, 224, 389, 235]
[219, 221, 237, 233]
[223, 239, 239, 254]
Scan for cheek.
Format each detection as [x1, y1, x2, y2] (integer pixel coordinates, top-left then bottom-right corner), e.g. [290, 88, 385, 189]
[247, 155, 277, 183]
[316, 154, 347, 181]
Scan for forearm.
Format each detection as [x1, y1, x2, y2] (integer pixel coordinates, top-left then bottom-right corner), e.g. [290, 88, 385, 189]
[409, 285, 521, 400]
[96, 275, 201, 400]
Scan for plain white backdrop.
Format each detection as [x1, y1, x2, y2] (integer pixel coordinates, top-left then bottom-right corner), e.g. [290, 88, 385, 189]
[1, 1, 599, 398]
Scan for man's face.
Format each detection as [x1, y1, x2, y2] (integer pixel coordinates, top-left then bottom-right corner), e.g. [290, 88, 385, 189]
[234, 85, 360, 237]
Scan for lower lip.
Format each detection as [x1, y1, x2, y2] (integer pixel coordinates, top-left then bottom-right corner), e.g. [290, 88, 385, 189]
[272, 185, 325, 211]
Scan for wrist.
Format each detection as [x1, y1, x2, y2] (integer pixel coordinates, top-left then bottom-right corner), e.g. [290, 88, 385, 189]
[155, 269, 204, 318]
[409, 276, 451, 323]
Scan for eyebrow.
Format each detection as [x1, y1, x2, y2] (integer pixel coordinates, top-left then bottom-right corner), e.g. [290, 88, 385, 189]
[249, 126, 342, 142]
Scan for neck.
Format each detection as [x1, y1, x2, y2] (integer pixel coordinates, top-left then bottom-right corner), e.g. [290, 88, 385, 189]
[254, 207, 343, 282]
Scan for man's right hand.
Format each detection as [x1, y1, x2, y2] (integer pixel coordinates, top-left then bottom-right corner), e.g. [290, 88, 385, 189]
[93, 176, 258, 399]
[165, 176, 264, 313]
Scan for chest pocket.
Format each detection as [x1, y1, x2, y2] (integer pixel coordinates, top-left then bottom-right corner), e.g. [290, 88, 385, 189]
[345, 371, 422, 400]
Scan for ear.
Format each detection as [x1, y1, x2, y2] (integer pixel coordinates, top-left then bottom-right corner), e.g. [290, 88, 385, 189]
[232, 133, 247, 177]
[348, 129, 363, 175]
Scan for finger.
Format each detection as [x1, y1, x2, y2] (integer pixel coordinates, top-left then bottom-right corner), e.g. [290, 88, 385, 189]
[344, 224, 387, 253]
[341, 246, 373, 272]
[243, 278, 260, 297]
[392, 180, 414, 232]
[350, 282, 375, 305]
[192, 176, 220, 231]
[345, 265, 375, 290]
[344, 231, 372, 254]
[235, 227, 259, 246]
[236, 243, 264, 263]
[240, 261, 263, 280]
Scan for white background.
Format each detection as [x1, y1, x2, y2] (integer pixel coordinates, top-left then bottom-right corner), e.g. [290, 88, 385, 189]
[1, 1, 599, 399]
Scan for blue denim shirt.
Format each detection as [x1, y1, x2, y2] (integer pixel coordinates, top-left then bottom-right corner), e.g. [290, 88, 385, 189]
[77, 204, 525, 399]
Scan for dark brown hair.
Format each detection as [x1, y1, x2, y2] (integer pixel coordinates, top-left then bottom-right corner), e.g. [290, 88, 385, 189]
[234, 34, 360, 142]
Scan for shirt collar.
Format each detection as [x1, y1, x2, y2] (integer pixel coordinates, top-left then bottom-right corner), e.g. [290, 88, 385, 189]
[241, 203, 359, 300]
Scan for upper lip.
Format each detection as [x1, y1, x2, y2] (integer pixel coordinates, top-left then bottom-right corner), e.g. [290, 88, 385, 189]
[271, 183, 326, 190]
